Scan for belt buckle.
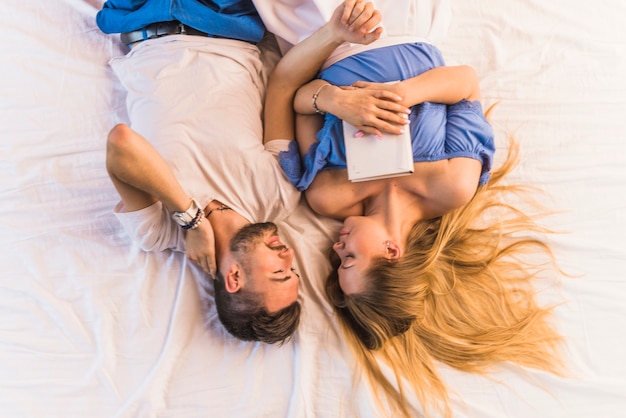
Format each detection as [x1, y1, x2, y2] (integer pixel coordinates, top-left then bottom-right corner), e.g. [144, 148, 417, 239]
[176, 22, 186, 35]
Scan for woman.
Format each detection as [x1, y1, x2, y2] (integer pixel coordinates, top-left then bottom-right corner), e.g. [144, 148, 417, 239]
[264, 2, 564, 417]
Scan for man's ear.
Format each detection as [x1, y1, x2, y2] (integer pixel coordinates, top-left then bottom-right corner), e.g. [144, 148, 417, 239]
[225, 264, 243, 293]
[385, 241, 402, 260]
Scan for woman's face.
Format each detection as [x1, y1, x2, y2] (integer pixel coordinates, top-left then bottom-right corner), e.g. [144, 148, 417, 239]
[332, 216, 390, 295]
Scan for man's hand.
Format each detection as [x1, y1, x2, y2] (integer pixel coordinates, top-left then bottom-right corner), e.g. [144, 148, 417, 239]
[185, 219, 217, 275]
[329, 1, 382, 45]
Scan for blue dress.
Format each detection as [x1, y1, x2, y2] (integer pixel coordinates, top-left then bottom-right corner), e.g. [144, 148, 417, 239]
[279, 42, 495, 191]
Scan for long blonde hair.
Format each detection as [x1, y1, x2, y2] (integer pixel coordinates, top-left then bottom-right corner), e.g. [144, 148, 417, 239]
[325, 139, 565, 417]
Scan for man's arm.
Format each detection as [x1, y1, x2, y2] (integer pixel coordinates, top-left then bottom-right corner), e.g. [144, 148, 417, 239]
[263, 1, 382, 144]
[106, 123, 216, 274]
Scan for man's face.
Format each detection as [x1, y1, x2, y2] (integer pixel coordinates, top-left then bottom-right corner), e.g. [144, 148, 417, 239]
[232, 223, 300, 313]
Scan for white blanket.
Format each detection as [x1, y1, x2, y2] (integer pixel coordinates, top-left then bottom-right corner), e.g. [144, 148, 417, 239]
[2, 0, 626, 417]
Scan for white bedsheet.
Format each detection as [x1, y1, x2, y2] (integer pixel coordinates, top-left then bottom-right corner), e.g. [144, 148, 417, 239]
[2, 0, 626, 417]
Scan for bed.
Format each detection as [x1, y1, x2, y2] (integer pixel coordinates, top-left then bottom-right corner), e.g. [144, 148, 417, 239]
[2, 1, 626, 417]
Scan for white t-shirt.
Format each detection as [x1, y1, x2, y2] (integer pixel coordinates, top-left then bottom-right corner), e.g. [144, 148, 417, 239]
[110, 36, 300, 251]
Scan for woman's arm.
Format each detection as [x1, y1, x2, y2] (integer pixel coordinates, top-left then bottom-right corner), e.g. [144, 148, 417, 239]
[293, 80, 411, 137]
[353, 65, 481, 107]
[263, 1, 382, 144]
[294, 65, 481, 137]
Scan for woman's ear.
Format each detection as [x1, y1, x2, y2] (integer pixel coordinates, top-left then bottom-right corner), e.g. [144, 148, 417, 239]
[384, 240, 402, 260]
[225, 265, 243, 293]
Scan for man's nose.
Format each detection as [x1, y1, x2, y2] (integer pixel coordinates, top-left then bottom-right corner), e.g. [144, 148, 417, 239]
[280, 247, 294, 258]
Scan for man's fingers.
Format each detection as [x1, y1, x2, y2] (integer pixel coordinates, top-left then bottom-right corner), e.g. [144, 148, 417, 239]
[359, 25, 382, 42]
[193, 255, 205, 271]
[189, 253, 213, 275]
[345, 0, 367, 25]
[341, 0, 358, 24]
[348, 3, 380, 32]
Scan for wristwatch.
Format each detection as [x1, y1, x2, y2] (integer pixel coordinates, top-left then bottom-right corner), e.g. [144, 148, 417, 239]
[172, 198, 201, 228]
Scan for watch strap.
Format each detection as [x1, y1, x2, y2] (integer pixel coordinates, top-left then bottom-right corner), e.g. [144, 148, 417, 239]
[172, 198, 204, 229]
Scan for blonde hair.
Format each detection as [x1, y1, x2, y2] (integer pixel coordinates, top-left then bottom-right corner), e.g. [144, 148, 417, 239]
[325, 139, 565, 417]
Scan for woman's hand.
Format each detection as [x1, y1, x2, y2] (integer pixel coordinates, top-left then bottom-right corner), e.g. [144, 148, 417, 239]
[185, 219, 217, 276]
[352, 80, 412, 107]
[316, 84, 411, 137]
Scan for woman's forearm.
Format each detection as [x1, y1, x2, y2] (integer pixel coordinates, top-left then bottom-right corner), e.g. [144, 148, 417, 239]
[400, 65, 481, 106]
[301, 64, 480, 136]
[294, 79, 335, 115]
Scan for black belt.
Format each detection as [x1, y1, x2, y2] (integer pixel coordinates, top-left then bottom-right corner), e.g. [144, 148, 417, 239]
[120, 21, 252, 46]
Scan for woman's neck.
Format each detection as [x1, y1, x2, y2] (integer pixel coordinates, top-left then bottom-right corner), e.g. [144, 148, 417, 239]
[364, 187, 423, 243]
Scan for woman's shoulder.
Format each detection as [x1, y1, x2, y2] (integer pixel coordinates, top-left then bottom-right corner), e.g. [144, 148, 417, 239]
[398, 158, 482, 217]
[305, 170, 368, 219]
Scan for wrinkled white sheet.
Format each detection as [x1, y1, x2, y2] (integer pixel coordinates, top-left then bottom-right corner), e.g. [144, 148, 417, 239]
[1, 0, 626, 417]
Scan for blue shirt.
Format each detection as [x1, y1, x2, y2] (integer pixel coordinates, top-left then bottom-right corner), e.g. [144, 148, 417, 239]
[96, 0, 265, 43]
[278, 43, 495, 191]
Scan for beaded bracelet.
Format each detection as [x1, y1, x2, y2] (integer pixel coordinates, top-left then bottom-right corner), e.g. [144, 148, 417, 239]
[181, 208, 204, 230]
[312, 83, 332, 115]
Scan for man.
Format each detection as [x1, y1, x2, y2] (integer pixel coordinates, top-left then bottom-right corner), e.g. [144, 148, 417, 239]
[97, 0, 302, 344]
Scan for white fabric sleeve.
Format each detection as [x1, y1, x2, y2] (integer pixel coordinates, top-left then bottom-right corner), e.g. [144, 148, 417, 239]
[113, 201, 186, 253]
[264, 139, 293, 157]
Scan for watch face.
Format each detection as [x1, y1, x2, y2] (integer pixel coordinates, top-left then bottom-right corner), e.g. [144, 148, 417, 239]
[173, 212, 188, 226]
